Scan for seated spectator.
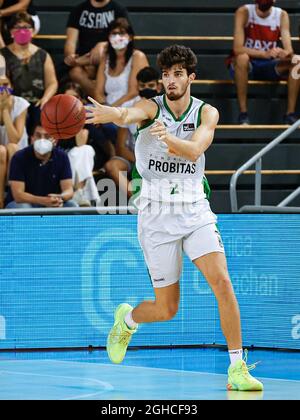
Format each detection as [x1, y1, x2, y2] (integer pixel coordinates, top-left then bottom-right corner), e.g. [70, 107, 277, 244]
[6, 122, 77, 208]
[0, 55, 29, 208]
[104, 66, 161, 198]
[57, 82, 100, 206]
[64, 0, 129, 97]
[0, 1, 40, 47]
[230, 0, 300, 124]
[94, 17, 149, 107]
[1, 11, 58, 134]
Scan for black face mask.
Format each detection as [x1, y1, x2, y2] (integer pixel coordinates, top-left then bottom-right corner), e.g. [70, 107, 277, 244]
[257, 1, 274, 12]
[139, 88, 158, 99]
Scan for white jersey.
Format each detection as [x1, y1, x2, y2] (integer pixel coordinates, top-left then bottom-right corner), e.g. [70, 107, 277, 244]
[135, 94, 207, 203]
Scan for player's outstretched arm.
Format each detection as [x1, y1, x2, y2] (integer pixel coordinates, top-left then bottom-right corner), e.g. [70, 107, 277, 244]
[150, 104, 219, 162]
[85, 97, 158, 127]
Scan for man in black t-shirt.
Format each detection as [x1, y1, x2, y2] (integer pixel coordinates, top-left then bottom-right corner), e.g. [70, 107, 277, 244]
[64, 0, 129, 96]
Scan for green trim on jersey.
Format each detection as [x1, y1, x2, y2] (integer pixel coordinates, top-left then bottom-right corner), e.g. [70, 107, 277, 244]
[202, 175, 211, 200]
[197, 102, 206, 128]
[163, 95, 193, 122]
[131, 164, 142, 196]
[137, 100, 160, 132]
[131, 165, 212, 200]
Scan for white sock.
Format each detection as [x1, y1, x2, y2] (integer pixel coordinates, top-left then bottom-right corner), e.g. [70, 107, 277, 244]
[124, 310, 138, 329]
[229, 349, 243, 365]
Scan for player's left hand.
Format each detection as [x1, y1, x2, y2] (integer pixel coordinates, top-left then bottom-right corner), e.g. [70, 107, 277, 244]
[150, 119, 168, 141]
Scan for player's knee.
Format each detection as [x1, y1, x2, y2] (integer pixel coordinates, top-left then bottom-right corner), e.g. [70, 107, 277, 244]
[157, 302, 179, 321]
[211, 275, 233, 298]
[235, 53, 250, 68]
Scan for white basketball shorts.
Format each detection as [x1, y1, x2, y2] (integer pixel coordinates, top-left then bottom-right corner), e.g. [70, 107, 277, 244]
[137, 198, 225, 289]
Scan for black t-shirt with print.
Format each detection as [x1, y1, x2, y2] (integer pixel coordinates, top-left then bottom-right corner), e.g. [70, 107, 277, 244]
[67, 0, 129, 55]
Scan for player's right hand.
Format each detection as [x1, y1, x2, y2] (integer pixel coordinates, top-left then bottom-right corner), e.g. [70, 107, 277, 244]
[85, 97, 122, 125]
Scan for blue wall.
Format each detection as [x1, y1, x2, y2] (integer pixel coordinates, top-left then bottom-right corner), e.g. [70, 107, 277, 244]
[0, 214, 299, 350]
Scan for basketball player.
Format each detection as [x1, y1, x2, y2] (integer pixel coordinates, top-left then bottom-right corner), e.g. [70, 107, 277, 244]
[86, 45, 263, 392]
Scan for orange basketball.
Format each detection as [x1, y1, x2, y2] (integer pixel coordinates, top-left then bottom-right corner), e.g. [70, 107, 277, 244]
[41, 94, 86, 139]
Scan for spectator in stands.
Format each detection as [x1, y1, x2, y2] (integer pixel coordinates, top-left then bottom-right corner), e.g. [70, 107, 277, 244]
[57, 82, 100, 207]
[64, 0, 129, 97]
[0, 55, 29, 208]
[104, 66, 161, 198]
[231, 0, 300, 125]
[95, 18, 149, 107]
[1, 11, 58, 134]
[6, 122, 77, 208]
[0, 1, 40, 47]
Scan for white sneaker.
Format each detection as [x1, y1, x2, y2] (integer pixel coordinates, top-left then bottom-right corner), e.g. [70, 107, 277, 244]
[73, 189, 91, 207]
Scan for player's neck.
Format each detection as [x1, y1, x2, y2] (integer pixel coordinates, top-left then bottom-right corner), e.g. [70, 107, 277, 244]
[164, 90, 192, 120]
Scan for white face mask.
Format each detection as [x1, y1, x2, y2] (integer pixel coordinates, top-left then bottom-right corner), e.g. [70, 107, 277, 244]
[33, 139, 53, 155]
[109, 34, 130, 50]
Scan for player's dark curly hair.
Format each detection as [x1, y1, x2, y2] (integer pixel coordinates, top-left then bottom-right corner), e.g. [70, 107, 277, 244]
[157, 45, 197, 76]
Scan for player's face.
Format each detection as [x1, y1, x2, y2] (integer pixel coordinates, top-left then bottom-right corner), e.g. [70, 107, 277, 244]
[162, 65, 195, 101]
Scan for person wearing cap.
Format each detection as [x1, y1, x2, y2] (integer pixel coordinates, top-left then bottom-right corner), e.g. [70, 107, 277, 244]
[230, 0, 300, 125]
[0, 55, 29, 208]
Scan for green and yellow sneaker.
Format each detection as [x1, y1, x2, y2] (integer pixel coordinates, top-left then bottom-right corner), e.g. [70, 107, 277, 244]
[227, 352, 264, 392]
[106, 303, 137, 364]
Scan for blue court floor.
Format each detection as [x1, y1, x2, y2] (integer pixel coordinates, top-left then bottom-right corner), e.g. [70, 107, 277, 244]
[0, 348, 299, 400]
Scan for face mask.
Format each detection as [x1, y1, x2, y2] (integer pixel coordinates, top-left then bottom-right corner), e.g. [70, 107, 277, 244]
[139, 88, 158, 99]
[13, 29, 32, 45]
[0, 86, 13, 94]
[257, 1, 274, 12]
[33, 139, 53, 155]
[109, 34, 130, 50]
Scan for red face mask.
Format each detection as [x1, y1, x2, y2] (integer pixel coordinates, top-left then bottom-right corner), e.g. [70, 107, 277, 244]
[256, 0, 274, 12]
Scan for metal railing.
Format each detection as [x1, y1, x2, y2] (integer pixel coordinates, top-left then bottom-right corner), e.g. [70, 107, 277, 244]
[230, 119, 300, 213]
[0, 206, 138, 216]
